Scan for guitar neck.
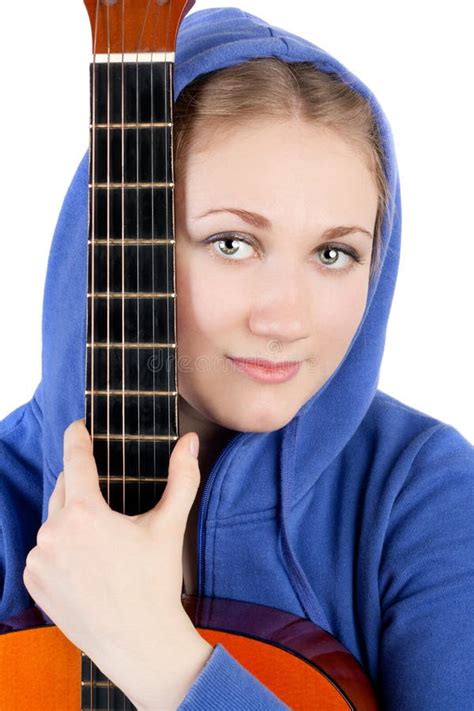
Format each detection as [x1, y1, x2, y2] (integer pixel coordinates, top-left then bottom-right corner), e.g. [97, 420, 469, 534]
[85, 58, 178, 517]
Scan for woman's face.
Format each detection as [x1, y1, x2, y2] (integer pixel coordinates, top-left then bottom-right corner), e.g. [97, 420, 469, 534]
[175, 118, 378, 434]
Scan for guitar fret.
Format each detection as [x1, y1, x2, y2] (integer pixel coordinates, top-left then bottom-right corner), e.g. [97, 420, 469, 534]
[81, 680, 118, 687]
[98, 476, 167, 483]
[99, 477, 167, 483]
[92, 122, 173, 128]
[87, 292, 175, 298]
[88, 239, 175, 245]
[87, 391, 176, 396]
[93, 434, 178, 441]
[93, 52, 175, 63]
[87, 342, 175, 348]
[90, 182, 174, 188]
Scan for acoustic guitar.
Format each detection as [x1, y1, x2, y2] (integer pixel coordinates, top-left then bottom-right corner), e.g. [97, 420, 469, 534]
[0, 1, 379, 708]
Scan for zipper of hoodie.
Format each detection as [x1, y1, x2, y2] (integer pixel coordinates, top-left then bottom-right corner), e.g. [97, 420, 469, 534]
[196, 432, 246, 596]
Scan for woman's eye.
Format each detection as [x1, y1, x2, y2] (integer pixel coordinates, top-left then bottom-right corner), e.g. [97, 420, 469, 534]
[316, 246, 359, 270]
[207, 234, 255, 260]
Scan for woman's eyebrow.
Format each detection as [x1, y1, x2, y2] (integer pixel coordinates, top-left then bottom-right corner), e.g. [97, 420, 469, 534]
[196, 207, 373, 239]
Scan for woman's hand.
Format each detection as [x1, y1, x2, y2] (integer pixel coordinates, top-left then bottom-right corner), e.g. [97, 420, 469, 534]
[23, 418, 213, 711]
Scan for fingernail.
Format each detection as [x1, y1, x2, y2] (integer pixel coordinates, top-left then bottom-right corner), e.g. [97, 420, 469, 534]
[188, 434, 199, 458]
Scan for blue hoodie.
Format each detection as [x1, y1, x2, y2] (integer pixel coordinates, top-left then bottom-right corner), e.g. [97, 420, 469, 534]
[1, 6, 473, 710]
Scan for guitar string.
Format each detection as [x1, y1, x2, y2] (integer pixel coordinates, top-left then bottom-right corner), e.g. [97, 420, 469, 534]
[151, 0, 171, 535]
[165, 0, 173, 545]
[158, 0, 173, 537]
[150, 0, 156, 526]
[91, 0, 101, 707]
[134, 1, 144, 566]
[135, 0, 156, 553]
[105, 0, 112, 707]
[119, 0, 125, 708]
[120, 0, 125, 551]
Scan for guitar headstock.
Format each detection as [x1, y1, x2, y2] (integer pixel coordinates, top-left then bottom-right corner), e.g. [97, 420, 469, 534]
[83, 0, 196, 54]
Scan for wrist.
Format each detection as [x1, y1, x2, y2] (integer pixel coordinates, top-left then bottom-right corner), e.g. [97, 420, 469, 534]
[134, 625, 213, 711]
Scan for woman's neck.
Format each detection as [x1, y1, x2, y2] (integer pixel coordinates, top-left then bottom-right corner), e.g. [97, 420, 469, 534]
[178, 396, 237, 596]
[178, 395, 237, 484]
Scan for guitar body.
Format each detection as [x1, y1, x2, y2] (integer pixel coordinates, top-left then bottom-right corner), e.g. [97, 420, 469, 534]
[0, 597, 378, 710]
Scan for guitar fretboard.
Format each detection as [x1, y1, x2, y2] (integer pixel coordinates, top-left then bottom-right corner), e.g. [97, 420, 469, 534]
[85, 60, 177, 525]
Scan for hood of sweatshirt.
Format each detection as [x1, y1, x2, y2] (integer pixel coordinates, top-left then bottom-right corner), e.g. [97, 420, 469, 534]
[32, 6, 400, 631]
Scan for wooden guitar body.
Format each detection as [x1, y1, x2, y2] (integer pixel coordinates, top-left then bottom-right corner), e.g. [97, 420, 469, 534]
[0, 596, 378, 710]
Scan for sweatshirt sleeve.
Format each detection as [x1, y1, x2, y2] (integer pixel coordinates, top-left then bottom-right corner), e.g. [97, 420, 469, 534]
[0, 396, 44, 622]
[378, 424, 474, 710]
[178, 643, 290, 710]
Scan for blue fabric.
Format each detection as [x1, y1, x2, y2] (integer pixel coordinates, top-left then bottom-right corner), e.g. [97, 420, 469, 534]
[1, 6, 473, 709]
[179, 644, 289, 709]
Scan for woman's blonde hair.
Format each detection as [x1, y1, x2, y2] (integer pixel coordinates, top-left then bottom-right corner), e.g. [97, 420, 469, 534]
[173, 57, 389, 277]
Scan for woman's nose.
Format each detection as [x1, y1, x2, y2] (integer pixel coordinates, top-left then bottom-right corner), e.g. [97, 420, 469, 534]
[247, 266, 311, 343]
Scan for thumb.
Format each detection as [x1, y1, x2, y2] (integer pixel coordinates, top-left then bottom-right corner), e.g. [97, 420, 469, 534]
[155, 432, 200, 531]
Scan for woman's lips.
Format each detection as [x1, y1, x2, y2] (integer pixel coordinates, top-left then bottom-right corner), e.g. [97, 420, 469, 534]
[228, 357, 302, 383]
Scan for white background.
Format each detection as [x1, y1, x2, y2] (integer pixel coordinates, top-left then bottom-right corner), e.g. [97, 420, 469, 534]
[0, 1, 472, 442]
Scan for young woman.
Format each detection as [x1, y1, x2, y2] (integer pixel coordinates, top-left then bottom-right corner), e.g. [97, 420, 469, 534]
[1, 6, 473, 710]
